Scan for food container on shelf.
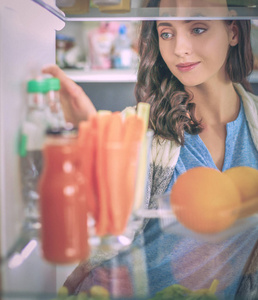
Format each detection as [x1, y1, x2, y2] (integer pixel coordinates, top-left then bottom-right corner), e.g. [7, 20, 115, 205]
[56, 0, 90, 14]
[93, 0, 122, 5]
[97, 0, 131, 13]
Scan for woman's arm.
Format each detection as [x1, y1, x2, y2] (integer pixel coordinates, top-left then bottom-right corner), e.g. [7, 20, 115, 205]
[42, 65, 97, 126]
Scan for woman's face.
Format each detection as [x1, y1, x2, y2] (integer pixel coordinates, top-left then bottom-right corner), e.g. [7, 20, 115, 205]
[156, 19, 238, 87]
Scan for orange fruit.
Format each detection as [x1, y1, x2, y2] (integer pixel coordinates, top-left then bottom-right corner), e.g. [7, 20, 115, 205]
[223, 166, 258, 202]
[170, 167, 241, 234]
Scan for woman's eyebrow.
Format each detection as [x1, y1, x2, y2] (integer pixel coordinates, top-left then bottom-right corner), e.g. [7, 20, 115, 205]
[157, 22, 173, 28]
[157, 19, 211, 28]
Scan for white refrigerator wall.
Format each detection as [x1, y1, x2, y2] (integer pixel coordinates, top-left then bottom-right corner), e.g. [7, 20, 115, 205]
[0, 0, 66, 294]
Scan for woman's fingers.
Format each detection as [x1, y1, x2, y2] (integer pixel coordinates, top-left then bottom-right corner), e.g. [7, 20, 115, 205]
[42, 65, 78, 94]
[42, 65, 97, 126]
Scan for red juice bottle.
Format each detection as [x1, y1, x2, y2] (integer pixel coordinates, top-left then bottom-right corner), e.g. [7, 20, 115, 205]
[39, 128, 89, 264]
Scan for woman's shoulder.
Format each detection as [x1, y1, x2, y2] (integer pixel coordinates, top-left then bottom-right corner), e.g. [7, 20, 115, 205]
[234, 83, 258, 149]
[234, 83, 258, 107]
[233, 83, 258, 124]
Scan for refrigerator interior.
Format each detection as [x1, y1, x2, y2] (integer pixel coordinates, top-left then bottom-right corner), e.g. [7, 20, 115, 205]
[0, 0, 258, 298]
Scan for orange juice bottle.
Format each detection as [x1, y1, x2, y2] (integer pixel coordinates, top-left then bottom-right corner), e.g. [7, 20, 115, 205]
[39, 128, 89, 264]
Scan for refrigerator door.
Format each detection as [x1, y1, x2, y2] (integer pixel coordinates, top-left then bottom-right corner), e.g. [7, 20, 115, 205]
[0, 0, 65, 295]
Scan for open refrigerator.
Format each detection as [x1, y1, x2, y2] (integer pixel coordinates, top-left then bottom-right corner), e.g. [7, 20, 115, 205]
[0, 0, 258, 299]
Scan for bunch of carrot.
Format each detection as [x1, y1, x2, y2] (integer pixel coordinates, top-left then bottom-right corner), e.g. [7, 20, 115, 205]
[78, 109, 146, 236]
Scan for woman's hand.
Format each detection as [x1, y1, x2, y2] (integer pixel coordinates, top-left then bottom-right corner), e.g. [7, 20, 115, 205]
[42, 64, 97, 126]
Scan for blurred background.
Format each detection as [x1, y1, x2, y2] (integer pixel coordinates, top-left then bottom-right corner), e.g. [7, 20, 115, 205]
[56, 18, 258, 112]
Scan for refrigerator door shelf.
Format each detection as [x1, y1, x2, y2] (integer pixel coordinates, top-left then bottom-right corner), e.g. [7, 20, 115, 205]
[32, 0, 258, 21]
[0, 0, 64, 296]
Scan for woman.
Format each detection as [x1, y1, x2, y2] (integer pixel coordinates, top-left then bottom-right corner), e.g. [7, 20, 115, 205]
[43, 0, 258, 298]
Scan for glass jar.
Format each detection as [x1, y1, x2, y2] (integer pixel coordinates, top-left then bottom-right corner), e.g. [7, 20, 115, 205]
[39, 128, 89, 264]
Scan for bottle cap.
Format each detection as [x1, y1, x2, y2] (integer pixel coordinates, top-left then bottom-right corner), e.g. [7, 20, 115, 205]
[119, 24, 127, 35]
[27, 79, 47, 93]
[44, 77, 61, 92]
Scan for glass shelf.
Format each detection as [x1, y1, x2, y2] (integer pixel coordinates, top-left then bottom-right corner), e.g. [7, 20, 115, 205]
[64, 68, 138, 82]
[32, 0, 258, 21]
[63, 69, 258, 83]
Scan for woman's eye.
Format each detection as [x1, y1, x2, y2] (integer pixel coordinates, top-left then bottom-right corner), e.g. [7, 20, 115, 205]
[160, 32, 173, 40]
[192, 28, 206, 35]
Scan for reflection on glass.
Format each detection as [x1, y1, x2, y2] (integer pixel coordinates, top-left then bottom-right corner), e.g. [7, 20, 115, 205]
[8, 240, 38, 269]
[158, 0, 234, 18]
[31, 0, 258, 20]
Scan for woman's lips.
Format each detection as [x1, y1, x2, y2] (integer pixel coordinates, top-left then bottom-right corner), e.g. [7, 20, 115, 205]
[176, 62, 200, 72]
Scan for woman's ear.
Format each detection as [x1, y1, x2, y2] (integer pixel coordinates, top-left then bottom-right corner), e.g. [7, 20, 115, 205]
[229, 20, 239, 47]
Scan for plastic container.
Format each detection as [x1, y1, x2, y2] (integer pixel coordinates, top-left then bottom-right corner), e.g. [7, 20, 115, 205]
[39, 128, 89, 264]
[44, 77, 67, 130]
[19, 79, 48, 225]
[56, 0, 90, 15]
[56, 34, 75, 68]
[88, 22, 115, 69]
[112, 24, 132, 69]
[146, 192, 258, 243]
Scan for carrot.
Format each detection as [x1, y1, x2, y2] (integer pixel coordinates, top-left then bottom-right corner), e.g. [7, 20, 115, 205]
[124, 115, 145, 143]
[78, 120, 98, 221]
[104, 112, 125, 235]
[118, 115, 144, 233]
[80, 112, 145, 236]
[95, 112, 112, 236]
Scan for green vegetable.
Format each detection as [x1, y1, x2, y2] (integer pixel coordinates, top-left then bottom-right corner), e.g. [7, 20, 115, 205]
[77, 292, 88, 300]
[186, 294, 218, 300]
[89, 285, 110, 299]
[149, 284, 191, 300]
[57, 286, 69, 297]
[52, 284, 109, 300]
[149, 280, 219, 300]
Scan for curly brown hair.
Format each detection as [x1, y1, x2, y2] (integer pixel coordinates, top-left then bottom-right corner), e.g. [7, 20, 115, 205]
[135, 0, 254, 145]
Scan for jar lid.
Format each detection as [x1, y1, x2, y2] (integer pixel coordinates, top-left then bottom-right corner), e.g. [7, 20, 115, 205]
[46, 125, 78, 137]
[56, 34, 75, 42]
[27, 79, 47, 93]
[44, 77, 61, 92]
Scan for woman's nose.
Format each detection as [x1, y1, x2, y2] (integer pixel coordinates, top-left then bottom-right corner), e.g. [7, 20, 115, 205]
[174, 35, 192, 57]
